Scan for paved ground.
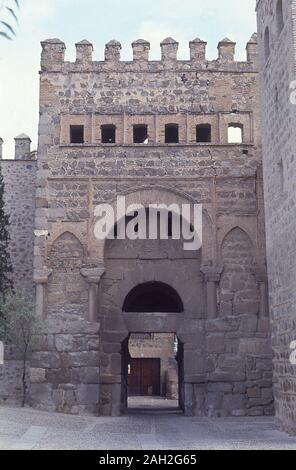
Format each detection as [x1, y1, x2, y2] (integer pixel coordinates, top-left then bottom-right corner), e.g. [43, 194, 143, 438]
[128, 396, 180, 411]
[0, 401, 296, 450]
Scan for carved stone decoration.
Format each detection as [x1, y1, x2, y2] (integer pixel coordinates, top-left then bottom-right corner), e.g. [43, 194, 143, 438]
[80, 266, 106, 322]
[201, 265, 223, 319]
[253, 265, 269, 318]
[33, 268, 53, 319]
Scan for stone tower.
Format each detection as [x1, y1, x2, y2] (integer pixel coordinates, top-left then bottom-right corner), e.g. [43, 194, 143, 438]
[256, 0, 296, 434]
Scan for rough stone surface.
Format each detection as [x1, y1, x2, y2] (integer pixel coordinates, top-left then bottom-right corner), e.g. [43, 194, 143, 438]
[0, 31, 275, 419]
[256, 0, 296, 435]
[0, 160, 36, 291]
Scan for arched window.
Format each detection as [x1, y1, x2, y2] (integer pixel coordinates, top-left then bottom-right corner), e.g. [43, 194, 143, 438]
[228, 123, 243, 144]
[264, 27, 270, 61]
[276, 0, 284, 35]
[123, 282, 184, 313]
[196, 124, 211, 143]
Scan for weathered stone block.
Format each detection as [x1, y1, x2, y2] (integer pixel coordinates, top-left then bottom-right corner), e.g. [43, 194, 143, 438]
[30, 383, 53, 406]
[61, 351, 99, 368]
[110, 354, 121, 375]
[31, 352, 61, 369]
[239, 339, 271, 355]
[206, 334, 225, 353]
[207, 382, 232, 393]
[30, 368, 46, 384]
[247, 386, 261, 398]
[223, 393, 246, 411]
[239, 316, 258, 334]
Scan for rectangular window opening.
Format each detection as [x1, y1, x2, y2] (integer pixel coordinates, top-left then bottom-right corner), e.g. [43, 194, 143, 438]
[196, 124, 211, 143]
[70, 125, 84, 144]
[228, 124, 243, 144]
[133, 125, 148, 144]
[101, 125, 116, 144]
[165, 124, 179, 144]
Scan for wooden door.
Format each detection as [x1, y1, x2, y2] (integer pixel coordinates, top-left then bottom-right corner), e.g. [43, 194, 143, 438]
[129, 358, 161, 396]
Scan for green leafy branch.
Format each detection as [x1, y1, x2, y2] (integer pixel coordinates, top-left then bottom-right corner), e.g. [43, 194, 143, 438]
[0, 0, 20, 40]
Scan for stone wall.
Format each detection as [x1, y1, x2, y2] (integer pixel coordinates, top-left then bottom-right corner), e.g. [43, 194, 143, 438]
[30, 231, 100, 414]
[0, 159, 36, 291]
[29, 34, 273, 416]
[0, 344, 30, 406]
[0, 155, 36, 404]
[256, 0, 296, 434]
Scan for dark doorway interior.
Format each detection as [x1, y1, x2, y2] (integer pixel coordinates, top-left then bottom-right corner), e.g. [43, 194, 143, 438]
[121, 282, 185, 414]
[123, 282, 184, 313]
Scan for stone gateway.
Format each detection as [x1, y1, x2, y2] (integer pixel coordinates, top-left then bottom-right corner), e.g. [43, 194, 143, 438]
[3, 2, 295, 427]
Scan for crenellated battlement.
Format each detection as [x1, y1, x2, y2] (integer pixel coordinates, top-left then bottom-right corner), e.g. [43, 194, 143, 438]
[40, 34, 258, 72]
[0, 134, 36, 161]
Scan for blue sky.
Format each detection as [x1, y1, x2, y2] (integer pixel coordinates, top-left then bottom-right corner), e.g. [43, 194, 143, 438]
[0, 0, 257, 158]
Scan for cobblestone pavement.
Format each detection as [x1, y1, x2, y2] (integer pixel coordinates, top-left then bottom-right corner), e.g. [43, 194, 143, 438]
[0, 403, 296, 450]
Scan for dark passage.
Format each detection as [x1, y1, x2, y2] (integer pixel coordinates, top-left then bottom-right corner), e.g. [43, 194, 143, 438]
[122, 282, 184, 313]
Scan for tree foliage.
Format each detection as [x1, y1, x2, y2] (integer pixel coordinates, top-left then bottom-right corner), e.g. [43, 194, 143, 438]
[0, 0, 20, 40]
[0, 291, 42, 406]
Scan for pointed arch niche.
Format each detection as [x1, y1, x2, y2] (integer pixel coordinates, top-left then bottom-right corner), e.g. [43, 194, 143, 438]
[219, 227, 259, 317]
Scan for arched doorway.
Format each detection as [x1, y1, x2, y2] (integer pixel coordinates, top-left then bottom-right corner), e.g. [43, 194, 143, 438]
[121, 282, 185, 413]
[123, 282, 184, 313]
[99, 188, 207, 417]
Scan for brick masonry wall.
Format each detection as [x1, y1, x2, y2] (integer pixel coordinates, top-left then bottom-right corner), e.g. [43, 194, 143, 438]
[256, 0, 296, 434]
